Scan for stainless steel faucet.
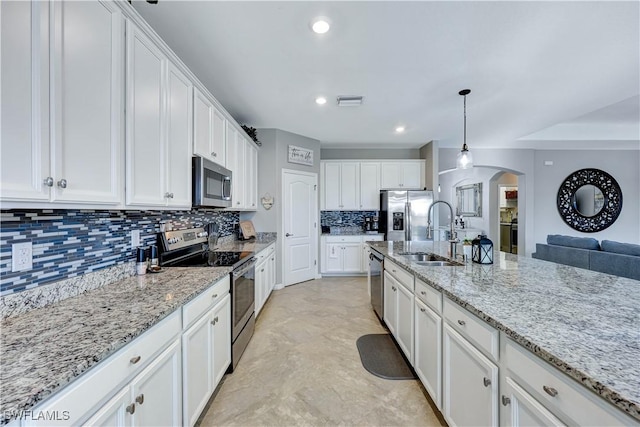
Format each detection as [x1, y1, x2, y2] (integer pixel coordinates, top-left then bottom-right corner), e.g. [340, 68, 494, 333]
[427, 200, 459, 259]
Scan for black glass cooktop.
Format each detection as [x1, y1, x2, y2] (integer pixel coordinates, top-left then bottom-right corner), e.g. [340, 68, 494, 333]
[163, 251, 251, 268]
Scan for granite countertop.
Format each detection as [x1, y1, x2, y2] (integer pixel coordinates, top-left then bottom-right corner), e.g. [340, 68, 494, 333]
[369, 240, 640, 421]
[321, 232, 385, 236]
[0, 267, 231, 425]
[213, 235, 276, 253]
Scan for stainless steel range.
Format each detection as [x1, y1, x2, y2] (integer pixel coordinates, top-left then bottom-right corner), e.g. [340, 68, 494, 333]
[158, 227, 255, 371]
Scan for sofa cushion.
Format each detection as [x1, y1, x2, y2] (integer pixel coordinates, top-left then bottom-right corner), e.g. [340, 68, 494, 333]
[590, 251, 640, 281]
[532, 243, 590, 269]
[600, 240, 640, 257]
[546, 234, 600, 250]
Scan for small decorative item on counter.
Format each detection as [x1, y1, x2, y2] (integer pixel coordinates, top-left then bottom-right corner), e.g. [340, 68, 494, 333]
[136, 247, 147, 275]
[472, 235, 494, 264]
[149, 245, 158, 267]
[463, 238, 473, 263]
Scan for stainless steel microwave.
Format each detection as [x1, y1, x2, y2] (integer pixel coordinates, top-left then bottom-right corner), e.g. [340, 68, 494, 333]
[192, 157, 232, 208]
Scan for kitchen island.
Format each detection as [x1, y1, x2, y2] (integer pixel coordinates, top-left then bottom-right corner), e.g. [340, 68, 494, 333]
[369, 240, 639, 423]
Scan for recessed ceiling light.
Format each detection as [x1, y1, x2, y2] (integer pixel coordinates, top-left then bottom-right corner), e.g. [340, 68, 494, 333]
[395, 126, 406, 133]
[311, 17, 330, 34]
[315, 96, 327, 105]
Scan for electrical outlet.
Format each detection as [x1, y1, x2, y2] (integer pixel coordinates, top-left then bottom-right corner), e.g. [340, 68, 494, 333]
[131, 230, 141, 248]
[12, 242, 33, 272]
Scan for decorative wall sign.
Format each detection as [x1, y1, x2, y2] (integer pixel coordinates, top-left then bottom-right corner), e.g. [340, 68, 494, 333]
[288, 145, 313, 166]
[556, 168, 623, 233]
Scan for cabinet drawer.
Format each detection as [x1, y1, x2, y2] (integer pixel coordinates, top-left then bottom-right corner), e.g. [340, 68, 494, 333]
[385, 258, 414, 291]
[363, 235, 384, 242]
[182, 275, 230, 329]
[30, 311, 181, 426]
[325, 235, 362, 243]
[443, 298, 498, 361]
[256, 243, 275, 263]
[504, 340, 635, 426]
[415, 278, 442, 314]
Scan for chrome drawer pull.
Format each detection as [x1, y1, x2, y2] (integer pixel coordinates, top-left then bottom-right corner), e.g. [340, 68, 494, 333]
[212, 293, 218, 298]
[483, 377, 491, 387]
[135, 394, 144, 405]
[501, 396, 511, 406]
[420, 308, 426, 313]
[420, 291, 426, 295]
[457, 319, 466, 326]
[130, 356, 141, 364]
[126, 403, 135, 414]
[543, 385, 558, 397]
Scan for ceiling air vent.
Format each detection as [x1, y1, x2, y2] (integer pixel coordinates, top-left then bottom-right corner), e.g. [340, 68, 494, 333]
[336, 96, 364, 107]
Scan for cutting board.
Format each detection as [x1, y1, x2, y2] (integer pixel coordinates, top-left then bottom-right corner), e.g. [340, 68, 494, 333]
[239, 220, 256, 240]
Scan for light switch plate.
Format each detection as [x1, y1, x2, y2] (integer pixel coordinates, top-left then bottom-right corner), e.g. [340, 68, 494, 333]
[131, 230, 141, 248]
[12, 242, 33, 272]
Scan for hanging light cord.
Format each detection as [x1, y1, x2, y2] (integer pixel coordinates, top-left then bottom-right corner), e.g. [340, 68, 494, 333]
[462, 93, 468, 152]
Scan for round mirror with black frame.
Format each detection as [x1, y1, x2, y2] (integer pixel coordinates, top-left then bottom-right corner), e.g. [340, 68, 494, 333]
[556, 168, 622, 232]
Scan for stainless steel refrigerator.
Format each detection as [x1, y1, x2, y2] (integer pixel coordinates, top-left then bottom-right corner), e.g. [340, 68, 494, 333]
[380, 190, 434, 241]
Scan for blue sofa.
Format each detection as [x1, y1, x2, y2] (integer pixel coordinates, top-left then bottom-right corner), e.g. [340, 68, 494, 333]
[532, 235, 640, 281]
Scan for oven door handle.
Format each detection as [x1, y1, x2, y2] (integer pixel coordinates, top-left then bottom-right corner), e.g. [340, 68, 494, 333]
[233, 258, 256, 276]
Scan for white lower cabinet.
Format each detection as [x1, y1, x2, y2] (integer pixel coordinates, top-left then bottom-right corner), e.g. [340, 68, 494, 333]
[84, 386, 132, 427]
[182, 293, 231, 427]
[443, 323, 499, 427]
[500, 376, 565, 427]
[322, 235, 383, 274]
[383, 270, 413, 363]
[414, 298, 442, 409]
[255, 244, 277, 316]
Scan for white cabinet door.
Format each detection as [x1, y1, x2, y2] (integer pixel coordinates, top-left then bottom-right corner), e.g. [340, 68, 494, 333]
[443, 324, 499, 427]
[342, 242, 362, 273]
[211, 294, 231, 387]
[323, 162, 342, 210]
[359, 162, 380, 210]
[380, 163, 401, 188]
[396, 281, 414, 364]
[415, 298, 442, 409]
[340, 162, 359, 209]
[51, 1, 123, 204]
[182, 310, 213, 427]
[211, 106, 226, 166]
[269, 251, 276, 293]
[226, 124, 244, 209]
[0, 1, 50, 201]
[130, 339, 181, 427]
[245, 142, 258, 210]
[324, 243, 343, 273]
[193, 88, 213, 160]
[402, 161, 422, 189]
[383, 271, 397, 335]
[125, 21, 165, 206]
[255, 258, 268, 315]
[83, 387, 131, 427]
[501, 376, 565, 427]
[166, 63, 192, 208]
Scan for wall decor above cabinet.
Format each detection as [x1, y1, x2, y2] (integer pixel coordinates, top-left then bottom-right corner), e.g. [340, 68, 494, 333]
[556, 168, 622, 233]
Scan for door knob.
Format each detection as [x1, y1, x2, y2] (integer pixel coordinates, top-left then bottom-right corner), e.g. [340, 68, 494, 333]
[286, 233, 293, 237]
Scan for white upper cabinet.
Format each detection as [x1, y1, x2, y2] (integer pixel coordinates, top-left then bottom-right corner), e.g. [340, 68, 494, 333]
[125, 23, 193, 209]
[380, 161, 424, 189]
[1, 1, 124, 206]
[165, 64, 193, 208]
[125, 21, 166, 206]
[359, 162, 380, 210]
[322, 161, 360, 210]
[245, 142, 258, 210]
[193, 88, 226, 167]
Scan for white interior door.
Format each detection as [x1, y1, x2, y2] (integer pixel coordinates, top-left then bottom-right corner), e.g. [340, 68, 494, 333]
[283, 170, 317, 286]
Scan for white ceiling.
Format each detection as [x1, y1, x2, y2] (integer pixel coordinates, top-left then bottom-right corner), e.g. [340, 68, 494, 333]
[132, 1, 640, 149]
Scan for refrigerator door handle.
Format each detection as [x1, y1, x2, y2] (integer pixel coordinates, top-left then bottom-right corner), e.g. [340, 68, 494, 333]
[405, 202, 411, 240]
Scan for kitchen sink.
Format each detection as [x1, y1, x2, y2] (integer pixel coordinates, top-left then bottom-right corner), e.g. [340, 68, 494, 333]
[398, 252, 463, 266]
[415, 260, 462, 267]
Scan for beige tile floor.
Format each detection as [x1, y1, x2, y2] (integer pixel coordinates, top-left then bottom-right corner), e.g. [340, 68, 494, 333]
[200, 277, 444, 427]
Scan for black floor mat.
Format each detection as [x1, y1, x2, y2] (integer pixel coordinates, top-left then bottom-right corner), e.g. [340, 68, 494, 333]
[356, 334, 417, 380]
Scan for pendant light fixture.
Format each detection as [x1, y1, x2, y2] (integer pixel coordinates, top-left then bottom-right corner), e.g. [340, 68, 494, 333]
[456, 89, 473, 169]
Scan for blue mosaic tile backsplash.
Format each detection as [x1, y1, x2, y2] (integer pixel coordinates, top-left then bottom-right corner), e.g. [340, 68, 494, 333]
[320, 211, 379, 227]
[0, 209, 239, 295]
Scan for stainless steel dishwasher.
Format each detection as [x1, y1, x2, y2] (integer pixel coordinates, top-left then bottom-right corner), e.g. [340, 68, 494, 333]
[369, 250, 384, 322]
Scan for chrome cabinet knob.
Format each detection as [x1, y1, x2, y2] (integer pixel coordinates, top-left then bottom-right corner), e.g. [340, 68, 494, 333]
[457, 319, 466, 326]
[126, 403, 135, 414]
[543, 385, 558, 397]
[501, 396, 511, 406]
[130, 355, 141, 364]
[165, 192, 171, 198]
[420, 291, 426, 295]
[286, 233, 293, 237]
[212, 293, 218, 299]
[57, 179, 67, 188]
[135, 394, 144, 404]
[211, 152, 217, 157]
[420, 308, 426, 313]
[43, 177, 54, 187]
[483, 377, 492, 387]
